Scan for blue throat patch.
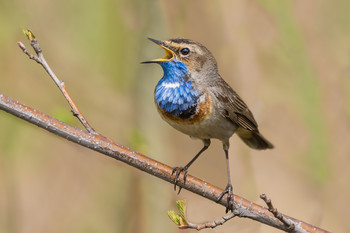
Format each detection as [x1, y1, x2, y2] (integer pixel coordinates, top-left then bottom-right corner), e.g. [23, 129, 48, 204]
[155, 59, 199, 119]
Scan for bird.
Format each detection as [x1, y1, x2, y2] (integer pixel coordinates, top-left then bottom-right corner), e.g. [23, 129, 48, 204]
[142, 37, 273, 212]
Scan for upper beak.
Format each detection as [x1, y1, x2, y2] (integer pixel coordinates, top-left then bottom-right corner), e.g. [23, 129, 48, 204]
[142, 38, 175, 64]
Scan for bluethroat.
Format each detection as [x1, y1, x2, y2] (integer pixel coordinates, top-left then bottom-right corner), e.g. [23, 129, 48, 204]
[143, 38, 273, 212]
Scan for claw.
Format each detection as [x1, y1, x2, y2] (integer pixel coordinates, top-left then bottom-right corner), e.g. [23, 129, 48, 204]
[171, 166, 188, 194]
[217, 184, 234, 213]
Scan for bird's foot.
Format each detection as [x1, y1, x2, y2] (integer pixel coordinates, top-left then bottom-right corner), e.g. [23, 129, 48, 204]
[171, 166, 188, 195]
[217, 184, 234, 213]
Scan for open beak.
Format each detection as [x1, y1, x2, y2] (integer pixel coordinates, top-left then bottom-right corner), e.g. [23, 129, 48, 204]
[142, 38, 175, 64]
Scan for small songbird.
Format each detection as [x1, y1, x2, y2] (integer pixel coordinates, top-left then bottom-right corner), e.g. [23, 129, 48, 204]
[143, 38, 273, 212]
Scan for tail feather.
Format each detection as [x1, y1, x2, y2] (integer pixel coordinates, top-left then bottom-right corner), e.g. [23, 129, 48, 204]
[236, 128, 274, 150]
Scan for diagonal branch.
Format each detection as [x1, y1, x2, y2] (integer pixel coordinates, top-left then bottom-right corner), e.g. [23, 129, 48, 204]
[0, 94, 329, 233]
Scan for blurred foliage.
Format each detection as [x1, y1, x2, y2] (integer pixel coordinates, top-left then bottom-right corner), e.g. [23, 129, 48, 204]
[127, 127, 148, 152]
[1, 0, 350, 233]
[259, 0, 329, 184]
[51, 107, 76, 126]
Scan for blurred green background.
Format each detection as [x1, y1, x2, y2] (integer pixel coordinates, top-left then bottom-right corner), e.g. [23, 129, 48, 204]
[0, 0, 349, 232]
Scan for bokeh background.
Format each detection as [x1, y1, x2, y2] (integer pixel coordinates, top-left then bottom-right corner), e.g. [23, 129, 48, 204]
[0, 0, 349, 232]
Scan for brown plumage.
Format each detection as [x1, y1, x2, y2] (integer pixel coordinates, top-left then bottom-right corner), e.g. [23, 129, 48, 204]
[213, 78, 274, 150]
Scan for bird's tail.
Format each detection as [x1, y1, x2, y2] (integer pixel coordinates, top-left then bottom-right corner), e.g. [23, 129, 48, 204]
[236, 128, 274, 150]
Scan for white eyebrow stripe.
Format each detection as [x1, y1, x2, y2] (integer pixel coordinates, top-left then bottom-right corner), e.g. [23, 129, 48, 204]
[162, 82, 180, 88]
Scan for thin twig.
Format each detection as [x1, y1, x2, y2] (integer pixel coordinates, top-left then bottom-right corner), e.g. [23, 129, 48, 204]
[260, 194, 296, 232]
[17, 30, 96, 134]
[182, 212, 236, 230]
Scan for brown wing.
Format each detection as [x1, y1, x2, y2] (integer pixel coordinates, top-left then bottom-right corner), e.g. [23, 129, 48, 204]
[209, 78, 273, 149]
[213, 78, 258, 131]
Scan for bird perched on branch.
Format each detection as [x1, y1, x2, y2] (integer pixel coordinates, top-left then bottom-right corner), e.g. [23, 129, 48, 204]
[143, 38, 273, 212]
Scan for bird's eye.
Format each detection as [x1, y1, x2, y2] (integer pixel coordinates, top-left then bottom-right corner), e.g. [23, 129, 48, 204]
[180, 48, 190, 56]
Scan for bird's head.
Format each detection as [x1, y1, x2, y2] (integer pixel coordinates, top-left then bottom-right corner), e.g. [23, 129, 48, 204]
[143, 38, 218, 80]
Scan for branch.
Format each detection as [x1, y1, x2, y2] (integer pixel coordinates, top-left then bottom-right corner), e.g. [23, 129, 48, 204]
[0, 94, 328, 233]
[0, 30, 331, 232]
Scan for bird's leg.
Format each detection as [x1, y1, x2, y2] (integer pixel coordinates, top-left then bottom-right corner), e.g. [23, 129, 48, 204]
[172, 139, 210, 194]
[217, 143, 234, 213]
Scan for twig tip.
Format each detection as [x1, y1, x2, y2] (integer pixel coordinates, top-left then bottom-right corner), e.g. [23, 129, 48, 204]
[22, 29, 36, 41]
[17, 41, 26, 50]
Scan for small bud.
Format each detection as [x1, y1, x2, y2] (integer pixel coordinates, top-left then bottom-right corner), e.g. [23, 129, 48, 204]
[167, 210, 180, 225]
[23, 29, 36, 41]
[168, 200, 188, 227]
[176, 200, 187, 225]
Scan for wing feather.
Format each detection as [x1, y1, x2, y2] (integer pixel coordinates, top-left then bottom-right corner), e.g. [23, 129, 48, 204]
[212, 79, 258, 131]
